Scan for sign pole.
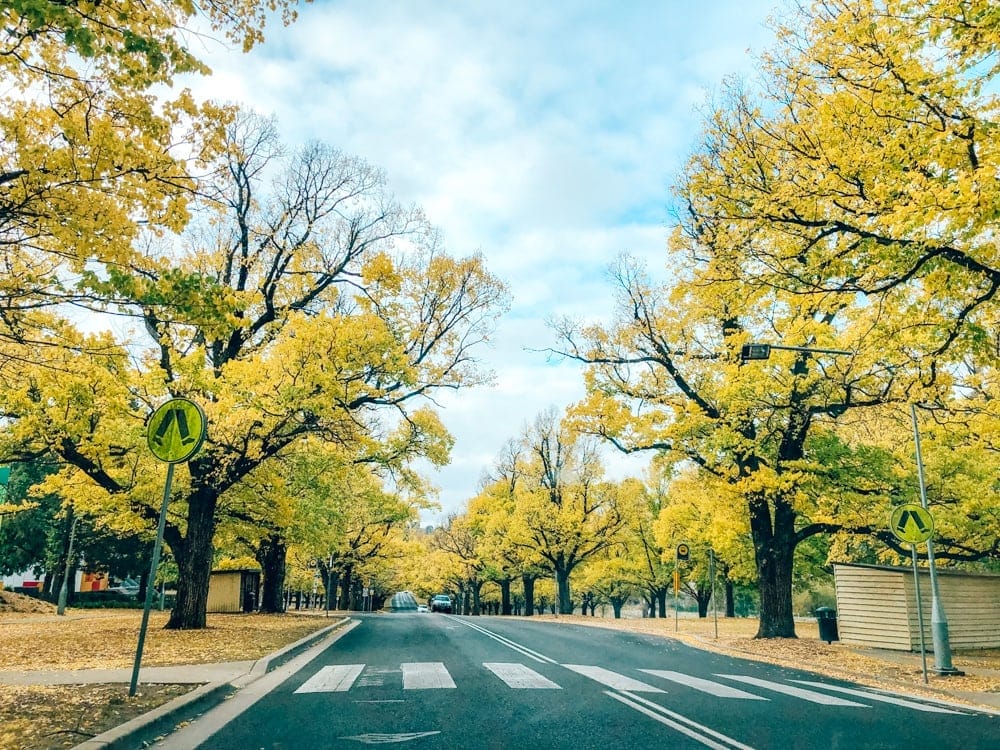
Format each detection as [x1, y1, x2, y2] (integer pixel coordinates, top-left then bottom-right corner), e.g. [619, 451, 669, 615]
[910, 542, 929, 685]
[910, 405, 961, 676]
[130, 462, 173, 697]
[130, 398, 206, 698]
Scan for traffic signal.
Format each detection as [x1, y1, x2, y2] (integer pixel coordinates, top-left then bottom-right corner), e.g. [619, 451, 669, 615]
[740, 344, 771, 361]
[676, 543, 690, 561]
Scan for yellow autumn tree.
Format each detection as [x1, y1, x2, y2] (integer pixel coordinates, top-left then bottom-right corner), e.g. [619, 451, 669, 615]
[558, 1, 1000, 638]
[0, 111, 507, 628]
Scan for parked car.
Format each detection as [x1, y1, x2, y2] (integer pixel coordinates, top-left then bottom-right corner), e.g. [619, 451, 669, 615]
[108, 578, 140, 597]
[429, 594, 453, 613]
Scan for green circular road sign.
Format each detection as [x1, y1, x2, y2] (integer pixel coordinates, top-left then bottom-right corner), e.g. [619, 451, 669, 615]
[147, 398, 206, 463]
[889, 503, 935, 545]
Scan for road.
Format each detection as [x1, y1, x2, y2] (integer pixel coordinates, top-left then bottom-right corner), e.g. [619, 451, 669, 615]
[156, 612, 996, 749]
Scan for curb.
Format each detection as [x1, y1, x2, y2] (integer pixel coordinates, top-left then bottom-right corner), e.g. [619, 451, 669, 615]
[71, 617, 351, 750]
[72, 681, 235, 750]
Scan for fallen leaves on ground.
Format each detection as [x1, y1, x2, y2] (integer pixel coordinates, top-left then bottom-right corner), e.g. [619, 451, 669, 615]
[0, 610, 332, 670]
[0, 684, 192, 750]
[0, 592, 56, 615]
[0, 607, 334, 750]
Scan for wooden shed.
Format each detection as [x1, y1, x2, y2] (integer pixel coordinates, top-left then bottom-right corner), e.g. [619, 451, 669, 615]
[833, 562, 1000, 651]
[206, 568, 261, 614]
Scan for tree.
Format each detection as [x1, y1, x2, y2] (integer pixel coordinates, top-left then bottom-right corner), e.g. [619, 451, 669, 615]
[507, 408, 629, 614]
[0, 2, 299, 359]
[556, 1, 1000, 637]
[0, 113, 507, 628]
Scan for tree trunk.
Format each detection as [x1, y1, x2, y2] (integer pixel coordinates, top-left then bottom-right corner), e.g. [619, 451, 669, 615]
[723, 568, 736, 618]
[555, 568, 573, 615]
[611, 595, 626, 619]
[500, 578, 512, 615]
[338, 564, 354, 610]
[165, 486, 218, 629]
[255, 534, 286, 614]
[749, 494, 797, 638]
[656, 587, 667, 618]
[522, 574, 536, 617]
[471, 580, 482, 615]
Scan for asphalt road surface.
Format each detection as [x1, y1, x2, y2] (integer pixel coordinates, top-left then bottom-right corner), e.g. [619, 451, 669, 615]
[156, 612, 996, 749]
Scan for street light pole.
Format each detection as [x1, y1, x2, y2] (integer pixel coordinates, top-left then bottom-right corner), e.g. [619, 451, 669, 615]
[910, 404, 962, 676]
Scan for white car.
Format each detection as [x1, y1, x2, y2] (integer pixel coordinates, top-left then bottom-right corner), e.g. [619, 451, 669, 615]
[416, 604, 429, 613]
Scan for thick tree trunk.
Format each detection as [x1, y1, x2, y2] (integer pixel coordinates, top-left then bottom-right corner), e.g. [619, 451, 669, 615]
[165, 487, 218, 629]
[255, 534, 286, 614]
[555, 568, 573, 615]
[471, 580, 482, 615]
[656, 588, 668, 618]
[500, 578, 512, 615]
[522, 574, 536, 617]
[611, 595, 626, 619]
[724, 569, 736, 618]
[338, 564, 353, 610]
[749, 494, 797, 638]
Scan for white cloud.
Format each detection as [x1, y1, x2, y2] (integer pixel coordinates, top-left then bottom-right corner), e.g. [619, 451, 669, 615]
[182, 0, 778, 517]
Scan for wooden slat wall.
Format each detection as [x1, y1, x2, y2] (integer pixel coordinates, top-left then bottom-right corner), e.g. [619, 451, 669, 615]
[206, 571, 242, 613]
[834, 564, 1000, 651]
[834, 566, 911, 650]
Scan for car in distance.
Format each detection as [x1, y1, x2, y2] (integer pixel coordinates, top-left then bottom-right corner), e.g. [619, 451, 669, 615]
[429, 595, 453, 613]
[416, 604, 429, 613]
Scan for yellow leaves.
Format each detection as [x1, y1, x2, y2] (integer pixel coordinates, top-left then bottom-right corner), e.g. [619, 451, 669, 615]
[361, 251, 403, 292]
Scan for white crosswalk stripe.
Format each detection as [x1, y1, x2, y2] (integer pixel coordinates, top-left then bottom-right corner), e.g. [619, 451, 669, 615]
[641, 670, 769, 700]
[715, 675, 870, 706]
[401, 662, 456, 689]
[484, 662, 562, 689]
[294, 664, 365, 694]
[562, 664, 665, 693]
[791, 681, 967, 714]
[293, 662, 977, 717]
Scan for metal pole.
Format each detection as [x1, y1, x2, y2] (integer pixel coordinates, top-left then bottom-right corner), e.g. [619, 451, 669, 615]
[910, 544, 929, 684]
[910, 405, 961, 675]
[56, 515, 78, 616]
[325, 557, 332, 618]
[710, 549, 718, 640]
[130, 462, 174, 697]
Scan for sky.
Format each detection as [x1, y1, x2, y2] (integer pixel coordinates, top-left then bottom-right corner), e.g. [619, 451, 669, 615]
[184, 0, 781, 522]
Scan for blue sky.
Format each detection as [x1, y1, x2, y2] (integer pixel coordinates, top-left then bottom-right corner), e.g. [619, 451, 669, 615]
[186, 0, 781, 521]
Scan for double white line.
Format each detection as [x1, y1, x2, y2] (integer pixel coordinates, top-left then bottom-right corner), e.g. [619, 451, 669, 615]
[606, 691, 753, 750]
[449, 616, 752, 749]
[447, 615, 557, 664]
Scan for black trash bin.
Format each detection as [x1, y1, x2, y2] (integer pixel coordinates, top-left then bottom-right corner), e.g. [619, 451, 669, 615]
[815, 606, 839, 643]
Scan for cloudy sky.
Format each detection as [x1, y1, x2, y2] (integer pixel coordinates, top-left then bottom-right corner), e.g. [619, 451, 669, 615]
[185, 0, 780, 522]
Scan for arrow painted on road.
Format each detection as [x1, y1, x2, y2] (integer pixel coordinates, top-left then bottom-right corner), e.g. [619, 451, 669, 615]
[341, 732, 441, 744]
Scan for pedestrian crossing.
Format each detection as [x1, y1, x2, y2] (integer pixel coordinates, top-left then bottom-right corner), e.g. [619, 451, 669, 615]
[292, 661, 969, 715]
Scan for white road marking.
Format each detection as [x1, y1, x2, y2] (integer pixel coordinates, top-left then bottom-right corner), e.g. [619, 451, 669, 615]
[357, 667, 395, 687]
[791, 681, 968, 714]
[401, 662, 456, 690]
[641, 670, 769, 700]
[448, 616, 558, 663]
[606, 691, 755, 750]
[294, 664, 365, 694]
[562, 664, 665, 693]
[484, 662, 562, 689]
[716, 675, 869, 706]
[340, 731, 441, 744]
